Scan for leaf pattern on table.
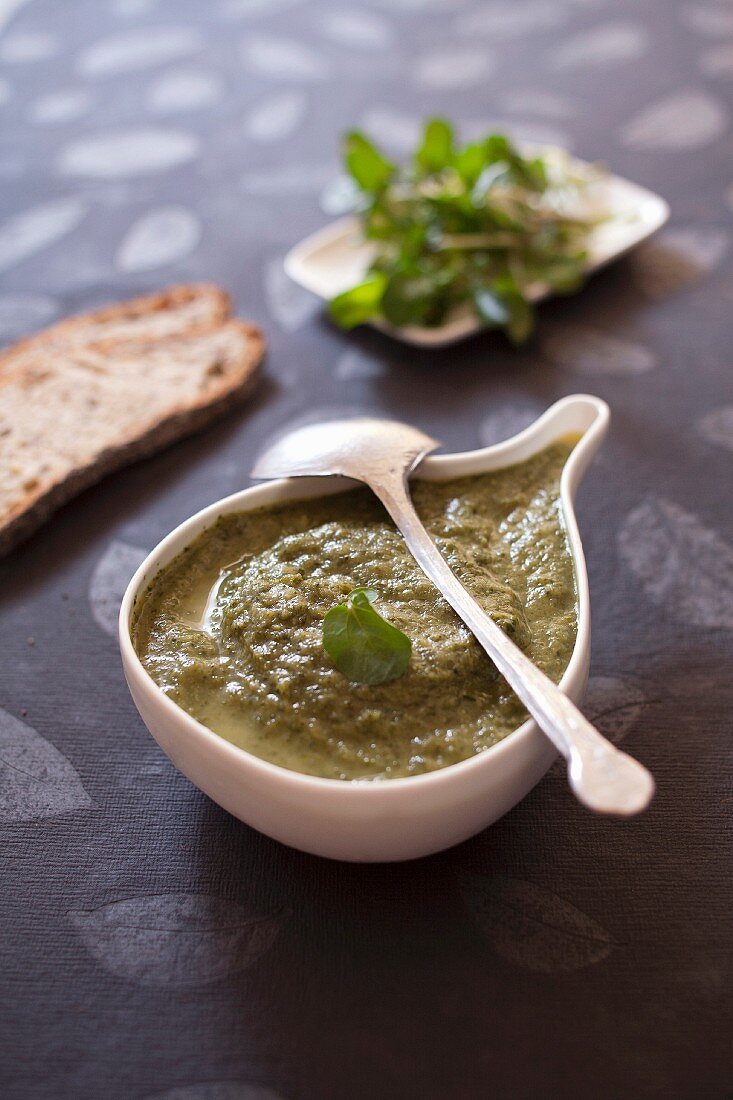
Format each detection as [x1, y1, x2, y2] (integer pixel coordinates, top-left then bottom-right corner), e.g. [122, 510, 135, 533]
[241, 163, 333, 196]
[0, 0, 33, 35]
[549, 676, 648, 777]
[459, 874, 613, 972]
[0, 708, 93, 822]
[240, 36, 328, 80]
[0, 292, 58, 342]
[499, 88, 575, 119]
[413, 48, 494, 89]
[221, 0, 303, 17]
[699, 42, 733, 77]
[542, 323, 657, 375]
[264, 257, 319, 331]
[0, 31, 58, 63]
[115, 206, 202, 272]
[58, 128, 200, 179]
[28, 87, 93, 125]
[68, 893, 281, 987]
[77, 27, 201, 78]
[632, 227, 729, 298]
[320, 9, 392, 50]
[621, 88, 728, 150]
[89, 539, 148, 637]
[319, 172, 359, 215]
[0, 197, 88, 273]
[359, 106, 421, 153]
[455, 1, 567, 38]
[551, 22, 648, 68]
[333, 348, 386, 381]
[242, 90, 308, 143]
[147, 1081, 286, 1100]
[146, 69, 223, 114]
[618, 497, 733, 630]
[478, 400, 544, 445]
[465, 117, 573, 149]
[697, 405, 733, 452]
[680, 4, 733, 36]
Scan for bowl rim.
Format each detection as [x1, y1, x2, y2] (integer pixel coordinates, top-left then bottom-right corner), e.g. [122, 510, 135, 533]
[119, 393, 609, 799]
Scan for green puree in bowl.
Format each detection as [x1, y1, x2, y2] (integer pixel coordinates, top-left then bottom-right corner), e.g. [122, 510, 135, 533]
[133, 440, 578, 780]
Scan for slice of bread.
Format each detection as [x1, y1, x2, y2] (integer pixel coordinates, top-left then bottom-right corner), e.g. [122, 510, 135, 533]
[0, 284, 264, 556]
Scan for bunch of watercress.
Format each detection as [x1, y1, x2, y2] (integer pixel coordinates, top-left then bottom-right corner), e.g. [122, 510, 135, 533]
[329, 118, 601, 342]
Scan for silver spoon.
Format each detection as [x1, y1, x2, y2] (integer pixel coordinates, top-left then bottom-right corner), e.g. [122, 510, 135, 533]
[252, 417, 654, 816]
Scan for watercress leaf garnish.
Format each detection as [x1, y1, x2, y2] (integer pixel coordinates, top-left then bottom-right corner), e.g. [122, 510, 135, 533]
[343, 131, 395, 193]
[381, 272, 438, 327]
[328, 273, 387, 328]
[329, 118, 601, 339]
[415, 117, 454, 174]
[323, 588, 412, 685]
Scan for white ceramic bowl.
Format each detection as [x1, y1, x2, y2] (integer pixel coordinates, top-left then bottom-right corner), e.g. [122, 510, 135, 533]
[119, 394, 609, 862]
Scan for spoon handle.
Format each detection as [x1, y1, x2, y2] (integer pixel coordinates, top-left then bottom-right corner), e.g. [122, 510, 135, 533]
[372, 474, 654, 816]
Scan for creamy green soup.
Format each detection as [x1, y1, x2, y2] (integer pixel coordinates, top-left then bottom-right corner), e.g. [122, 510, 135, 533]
[133, 440, 578, 780]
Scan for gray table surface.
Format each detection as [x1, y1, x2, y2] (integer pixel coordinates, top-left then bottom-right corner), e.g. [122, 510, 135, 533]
[1, 1, 732, 1097]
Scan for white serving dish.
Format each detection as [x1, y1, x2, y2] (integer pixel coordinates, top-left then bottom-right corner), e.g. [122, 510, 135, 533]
[285, 160, 669, 347]
[120, 394, 609, 862]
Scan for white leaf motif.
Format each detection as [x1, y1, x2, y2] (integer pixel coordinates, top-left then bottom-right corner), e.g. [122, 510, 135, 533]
[621, 89, 727, 150]
[632, 227, 729, 298]
[241, 36, 328, 80]
[0, 31, 57, 63]
[319, 173, 359, 215]
[549, 676, 648, 776]
[542, 324, 656, 375]
[58, 128, 200, 179]
[78, 27, 201, 78]
[359, 107, 420, 154]
[0, 0, 33, 35]
[460, 874, 612, 972]
[242, 90, 307, 143]
[464, 116, 572, 149]
[698, 406, 733, 452]
[320, 10, 392, 50]
[552, 22, 648, 68]
[90, 539, 148, 637]
[69, 894, 281, 987]
[0, 708, 92, 822]
[414, 48, 494, 89]
[455, 1, 567, 38]
[478, 401, 543, 446]
[618, 497, 733, 630]
[0, 198, 88, 274]
[264, 258, 319, 331]
[29, 87, 93, 125]
[699, 43, 733, 77]
[680, 4, 733, 36]
[500, 89, 575, 119]
[147, 1081, 286, 1100]
[116, 207, 202, 273]
[333, 349, 386, 381]
[240, 163, 333, 195]
[0, 293, 58, 342]
[222, 0, 303, 16]
[147, 69, 222, 114]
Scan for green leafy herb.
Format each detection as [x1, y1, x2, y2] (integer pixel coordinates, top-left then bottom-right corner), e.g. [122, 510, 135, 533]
[322, 588, 412, 685]
[328, 117, 606, 341]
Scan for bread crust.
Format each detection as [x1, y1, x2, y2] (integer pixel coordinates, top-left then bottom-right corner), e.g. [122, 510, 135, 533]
[0, 286, 264, 556]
